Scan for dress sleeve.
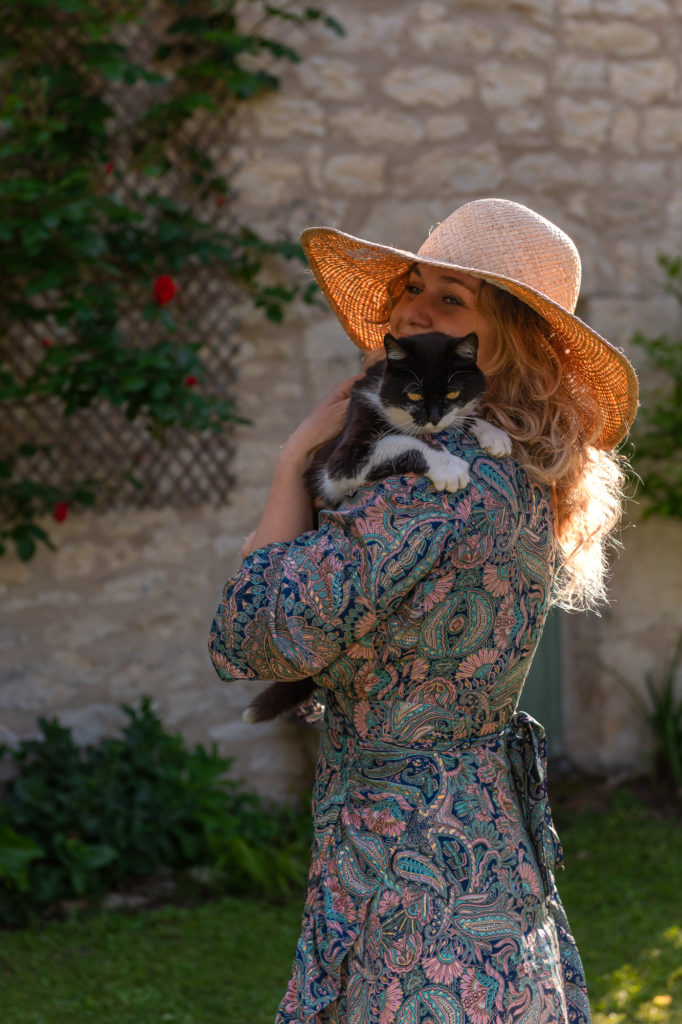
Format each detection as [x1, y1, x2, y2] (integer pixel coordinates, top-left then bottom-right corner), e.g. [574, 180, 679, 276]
[208, 476, 457, 683]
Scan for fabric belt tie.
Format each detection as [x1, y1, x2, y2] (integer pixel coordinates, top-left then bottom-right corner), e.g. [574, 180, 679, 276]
[505, 709, 565, 898]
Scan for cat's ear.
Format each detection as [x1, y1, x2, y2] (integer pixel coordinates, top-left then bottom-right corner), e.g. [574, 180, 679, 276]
[455, 333, 479, 362]
[384, 334, 409, 361]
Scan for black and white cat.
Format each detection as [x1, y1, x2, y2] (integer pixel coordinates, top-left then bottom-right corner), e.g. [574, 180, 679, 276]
[243, 330, 511, 724]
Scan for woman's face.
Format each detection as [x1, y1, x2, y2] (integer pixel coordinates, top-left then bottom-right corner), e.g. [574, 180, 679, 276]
[389, 263, 496, 373]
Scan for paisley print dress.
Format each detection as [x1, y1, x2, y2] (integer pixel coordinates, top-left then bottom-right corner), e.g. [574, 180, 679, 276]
[208, 424, 591, 1024]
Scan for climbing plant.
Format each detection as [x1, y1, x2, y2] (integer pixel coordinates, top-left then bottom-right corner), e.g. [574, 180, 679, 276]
[0, 0, 342, 560]
[630, 255, 682, 519]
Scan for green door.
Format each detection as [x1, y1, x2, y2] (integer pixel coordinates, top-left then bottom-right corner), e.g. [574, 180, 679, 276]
[518, 608, 563, 756]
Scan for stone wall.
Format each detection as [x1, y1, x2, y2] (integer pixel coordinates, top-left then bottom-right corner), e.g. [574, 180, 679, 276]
[2, 0, 682, 792]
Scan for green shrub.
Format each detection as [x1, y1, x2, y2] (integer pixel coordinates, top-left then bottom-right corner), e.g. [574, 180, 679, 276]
[0, 699, 312, 926]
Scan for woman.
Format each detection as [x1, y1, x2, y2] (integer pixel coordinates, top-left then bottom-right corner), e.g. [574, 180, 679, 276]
[208, 199, 638, 1024]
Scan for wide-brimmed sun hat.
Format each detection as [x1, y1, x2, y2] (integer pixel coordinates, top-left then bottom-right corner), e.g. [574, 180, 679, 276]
[301, 197, 638, 450]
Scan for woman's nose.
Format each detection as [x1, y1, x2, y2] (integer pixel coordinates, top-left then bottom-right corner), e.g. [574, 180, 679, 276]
[406, 296, 432, 328]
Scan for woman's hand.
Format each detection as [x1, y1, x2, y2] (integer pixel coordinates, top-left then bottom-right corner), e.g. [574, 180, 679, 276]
[282, 372, 364, 466]
[239, 371, 364, 559]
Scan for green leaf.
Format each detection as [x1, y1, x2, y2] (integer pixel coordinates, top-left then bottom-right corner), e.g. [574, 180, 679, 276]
[0, 826, 44, 891]
[16, 536, 36, 562]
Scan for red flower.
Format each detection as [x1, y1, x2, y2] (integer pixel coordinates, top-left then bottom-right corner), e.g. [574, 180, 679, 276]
[153, 275, 177, 305]
[184, 375, 198, 387]
[53, 501, 69, 523]
[41, 337, 52, 348]
[216, 196, 226, 207]
[105, 161, 114, 175]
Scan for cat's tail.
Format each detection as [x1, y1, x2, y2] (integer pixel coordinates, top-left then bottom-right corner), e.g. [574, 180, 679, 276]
[242, 678, 316, 724]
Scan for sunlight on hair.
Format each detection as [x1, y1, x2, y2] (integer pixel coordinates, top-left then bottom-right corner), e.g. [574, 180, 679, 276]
[475, 282, 630, 612]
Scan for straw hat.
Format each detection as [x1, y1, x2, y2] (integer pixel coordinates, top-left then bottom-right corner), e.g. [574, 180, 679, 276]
[301, 198, 638, 450]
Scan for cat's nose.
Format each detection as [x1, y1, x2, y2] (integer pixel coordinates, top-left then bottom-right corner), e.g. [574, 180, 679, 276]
[428, 404, 441, 424]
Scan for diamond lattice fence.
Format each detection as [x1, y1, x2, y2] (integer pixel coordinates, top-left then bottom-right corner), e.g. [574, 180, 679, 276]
[1, 4, 243, 509]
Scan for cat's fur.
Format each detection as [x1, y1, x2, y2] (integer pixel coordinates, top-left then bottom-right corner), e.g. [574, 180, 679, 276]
[243, 331, 511, 724]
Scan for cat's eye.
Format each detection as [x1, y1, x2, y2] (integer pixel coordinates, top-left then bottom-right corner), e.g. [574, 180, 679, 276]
[406, 392, 423, 402]
[446, 390, 461, 400]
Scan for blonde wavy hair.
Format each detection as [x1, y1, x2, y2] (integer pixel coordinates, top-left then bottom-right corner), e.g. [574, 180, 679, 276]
[474, 281, 627, 612]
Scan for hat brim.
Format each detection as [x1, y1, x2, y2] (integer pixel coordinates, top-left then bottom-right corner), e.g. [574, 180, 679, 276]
[301, 226, 639, 450]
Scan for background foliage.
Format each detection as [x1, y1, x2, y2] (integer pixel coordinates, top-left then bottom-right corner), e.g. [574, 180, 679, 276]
[630, 255, 682, 519]
[0, 0, 341, 560]
[0, 698, 312, 927]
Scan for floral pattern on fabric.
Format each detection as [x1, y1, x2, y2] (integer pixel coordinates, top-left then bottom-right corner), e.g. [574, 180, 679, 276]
[208, 423, 591, 1024]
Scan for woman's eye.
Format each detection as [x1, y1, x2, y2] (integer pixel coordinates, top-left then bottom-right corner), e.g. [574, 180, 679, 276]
[446, 390, 461, 400]
[443, 295, 462, 305]
[407, 392, 423, 402]
[406, 284, 422, 295]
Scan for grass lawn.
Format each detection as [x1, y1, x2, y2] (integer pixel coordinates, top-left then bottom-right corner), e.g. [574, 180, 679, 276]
[1, 786, 680, 1024]
[553, 786, 682, 1024]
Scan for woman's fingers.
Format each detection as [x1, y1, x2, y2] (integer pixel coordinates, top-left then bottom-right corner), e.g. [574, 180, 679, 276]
[283, 372, 365, 460]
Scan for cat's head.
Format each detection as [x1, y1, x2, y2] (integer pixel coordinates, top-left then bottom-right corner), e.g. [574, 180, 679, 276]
[379, 331, 487, 435]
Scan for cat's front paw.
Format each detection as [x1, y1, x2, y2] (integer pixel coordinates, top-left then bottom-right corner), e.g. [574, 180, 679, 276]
[426, 451, 470, 492]
[472, 419, 512, 457]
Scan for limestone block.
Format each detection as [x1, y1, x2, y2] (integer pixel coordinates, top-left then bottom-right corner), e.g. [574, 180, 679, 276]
[565, 191, 590, 220]
[461, 0, 554, 19]
[610, 59, 677, 104]
[666, 189, 682, 229]
[585, 294, 681, 350]
[0, 559, 30, 586]
[0, 673, 78, 712]
[411, 19, 496, 53]
[324, 154, 385, 196]
[330, 110, 424, 147]
[425, 114, 469, 140]
[419, 0, 447, 17]
[100, 539, 144, 573]
[562, 19, 659, 54]
[57, 704, 129, 747]
[599, 191, 662, 226]
[612, 240, 641, 289]
[0, 624, 23, 650]
[358, 199, 451, 252]
[494, 109, 546, 142]
[0, 724, 18, 750]
[611, 107, 640, 154]
[208, 713, 315, 800]
[232, 438, 284, 486]
[500, 25, 554, 57]
[642, 107, 682, 151]
[303, 317, 361, 403]
[94, 568, 168, 605]
[508, 153, 601, 188]
[555, 97, 612, 152]
[295, 57, 363, 100]
[313, 11, 409, 60]
[233, 158, 306, 206]
[3, 589, 81, 613]
[252, 96, 325, 139]
[511, 0, 557, 18]
[52, 541, 97, 580]
[382, 66, 474, 108]
[611, 158, 666, 188]
[478, 63, 547, 107]
[393, 143, 503, 195]
[594, 0, 670, 17]
[552, 55, 608, 91]
[44, 614, 121, 649]
[212, 533, 249, 565]
[558, 0, 591, 12]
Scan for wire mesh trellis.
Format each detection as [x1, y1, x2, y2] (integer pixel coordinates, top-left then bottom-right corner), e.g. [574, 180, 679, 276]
[1, 3, 247, 510]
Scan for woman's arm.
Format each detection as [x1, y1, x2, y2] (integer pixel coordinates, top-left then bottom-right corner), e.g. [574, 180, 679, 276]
[241, 373, 362, 558]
